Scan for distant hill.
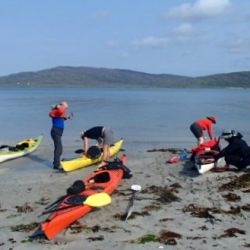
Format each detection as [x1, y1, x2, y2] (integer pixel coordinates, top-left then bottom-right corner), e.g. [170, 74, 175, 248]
[0, 66, 250, 88]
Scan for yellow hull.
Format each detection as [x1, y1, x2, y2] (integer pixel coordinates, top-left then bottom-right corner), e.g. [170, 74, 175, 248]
[61, 139, 124, 172]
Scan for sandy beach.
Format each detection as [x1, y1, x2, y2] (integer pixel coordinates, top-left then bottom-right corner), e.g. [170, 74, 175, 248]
[0, 142, 250, 250]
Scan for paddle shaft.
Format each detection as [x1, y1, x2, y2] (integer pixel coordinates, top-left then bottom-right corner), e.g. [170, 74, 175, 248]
[124, 190, 136, 221]
[45, 195, 67, 210]
[41, 203, 78, 216]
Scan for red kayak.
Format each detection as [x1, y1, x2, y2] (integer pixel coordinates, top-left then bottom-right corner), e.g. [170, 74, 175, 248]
[33, 155, 131, 240]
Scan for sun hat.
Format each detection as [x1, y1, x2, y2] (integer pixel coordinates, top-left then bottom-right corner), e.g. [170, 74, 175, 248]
[221, 129, 236, 139]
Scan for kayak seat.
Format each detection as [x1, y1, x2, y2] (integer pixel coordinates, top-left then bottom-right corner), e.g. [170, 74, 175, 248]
[93, 172, 110, 183]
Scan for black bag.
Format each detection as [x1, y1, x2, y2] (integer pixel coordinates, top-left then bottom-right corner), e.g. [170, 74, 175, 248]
[104, 158, 133, 179]
[16, 142, 29, 150]
[67, 180, 85, 195]
[87, 146, 101, 160]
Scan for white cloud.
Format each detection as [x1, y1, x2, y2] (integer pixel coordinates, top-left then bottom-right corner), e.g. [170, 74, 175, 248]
[166, 0, 231, 20]
[173, 23, 194, 41]
[174, 23, 193, 36]
[131, 36, 168, 49]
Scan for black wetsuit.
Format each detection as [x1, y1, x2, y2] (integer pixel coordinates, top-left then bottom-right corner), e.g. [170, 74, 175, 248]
[215, 133, 250, 170]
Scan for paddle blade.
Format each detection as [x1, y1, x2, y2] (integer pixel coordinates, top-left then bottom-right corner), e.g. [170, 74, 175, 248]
[84, 193, 111, 207]
[75, 149, 84, 154]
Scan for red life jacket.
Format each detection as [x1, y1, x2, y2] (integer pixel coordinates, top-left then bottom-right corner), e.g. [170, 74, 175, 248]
[192, 139, 219, 153]
[49, 106, 67, 118]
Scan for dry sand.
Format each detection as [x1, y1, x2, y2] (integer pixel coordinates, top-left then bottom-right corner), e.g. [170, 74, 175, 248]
[0, 145, 250, 250]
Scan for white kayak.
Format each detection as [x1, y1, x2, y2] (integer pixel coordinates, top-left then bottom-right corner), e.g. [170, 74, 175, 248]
[195, 150, 220, 174]
[0, 134, 43, 163]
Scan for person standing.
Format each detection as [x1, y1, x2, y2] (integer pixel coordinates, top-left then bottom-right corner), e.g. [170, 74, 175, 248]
[49, 101, 71, 170]
[190, 116, 216, 145]
[81, 126, 114, 167]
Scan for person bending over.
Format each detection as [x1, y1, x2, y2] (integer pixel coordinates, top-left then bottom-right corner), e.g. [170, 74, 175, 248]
[81, 126, 114, 166]
[190, 116, 216, 145]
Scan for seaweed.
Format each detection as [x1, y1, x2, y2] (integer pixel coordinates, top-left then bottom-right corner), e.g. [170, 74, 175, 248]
[15, 203, 34, 213]
[219, 173, 250, 191]
[129, 230, 181, 245]
[159, 217, 174, 222]
[146, 148, 182, 154]
[118, 211, 151, 221]
[241, 204, 250, 211]
[11, 222, 39, 232]
[157, 230, 182, 244]
[216, 228, 246, 239]
[87, 235, 104, 241]
[183, 203, 244, 221]
[69, 222, 117, 234]
[222, 192, 241, 202]
[142, 185, 181, 203]
[35, 197, 50, 206]
[137, 234, 157, 244]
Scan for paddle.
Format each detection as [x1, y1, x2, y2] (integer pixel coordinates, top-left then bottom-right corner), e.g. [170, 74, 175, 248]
[74, 148, 125, 154]
[44, 195, 67, 210]
[124, 184, 142, 222]
[40, 193, 111, 216]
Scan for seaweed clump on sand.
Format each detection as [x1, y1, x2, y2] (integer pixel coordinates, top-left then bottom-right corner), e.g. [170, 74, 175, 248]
[146, 148, 181, 154]
[69, 221, 119, 234]
[219, 173, 250, 191]
[15, 203, 34, 213]
[222, 192, 241, 202]
[129, 230, 182, 245]
[215, 228, 246, 239]
[183, 203, 244, 220]
[142, 185, 181, 204]
[11, 222, 39, 232]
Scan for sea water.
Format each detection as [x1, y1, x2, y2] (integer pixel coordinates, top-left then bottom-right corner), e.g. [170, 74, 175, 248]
[0, 88, 249, 152]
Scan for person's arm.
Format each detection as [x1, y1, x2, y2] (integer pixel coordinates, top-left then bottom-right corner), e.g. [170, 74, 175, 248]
[103, 144, 110, 162]
[214, 142, 239, 160]
[83, 137, 89, 156]
[207, 124, 214, 140]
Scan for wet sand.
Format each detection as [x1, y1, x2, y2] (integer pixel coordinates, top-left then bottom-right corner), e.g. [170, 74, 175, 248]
[0, 144, 250, 250]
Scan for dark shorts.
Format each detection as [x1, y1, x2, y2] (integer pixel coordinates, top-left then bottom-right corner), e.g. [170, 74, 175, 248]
[190, 123, 202, 138]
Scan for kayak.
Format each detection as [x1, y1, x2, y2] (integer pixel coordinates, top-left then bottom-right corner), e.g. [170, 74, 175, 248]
[195, 150, 225, 174]
[35, 155, 128, 240]
[61, 139, 124, 172]
[195, 150, 217, 174]
[0, 134, 43, 163]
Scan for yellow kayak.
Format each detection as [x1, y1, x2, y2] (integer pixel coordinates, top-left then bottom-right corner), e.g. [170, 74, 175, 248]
[0, 134, 43, 163]
[61, 139, 124, 172]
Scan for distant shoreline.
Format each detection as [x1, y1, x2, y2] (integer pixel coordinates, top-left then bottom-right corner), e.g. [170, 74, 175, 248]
[0, 66, 250, 88]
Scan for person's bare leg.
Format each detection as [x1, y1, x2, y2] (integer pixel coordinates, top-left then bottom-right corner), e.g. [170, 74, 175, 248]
[198, 137, 204, 145]
[97, 144, 110, 169]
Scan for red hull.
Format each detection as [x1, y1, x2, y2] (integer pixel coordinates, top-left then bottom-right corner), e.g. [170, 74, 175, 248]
[41, 168, 124, 239]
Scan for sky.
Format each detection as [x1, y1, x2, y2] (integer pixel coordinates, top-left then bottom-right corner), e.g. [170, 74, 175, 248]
[0, 0, 250, 77]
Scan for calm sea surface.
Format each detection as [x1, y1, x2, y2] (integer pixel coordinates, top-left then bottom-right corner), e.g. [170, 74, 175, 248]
[0, 88, 249, 151]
